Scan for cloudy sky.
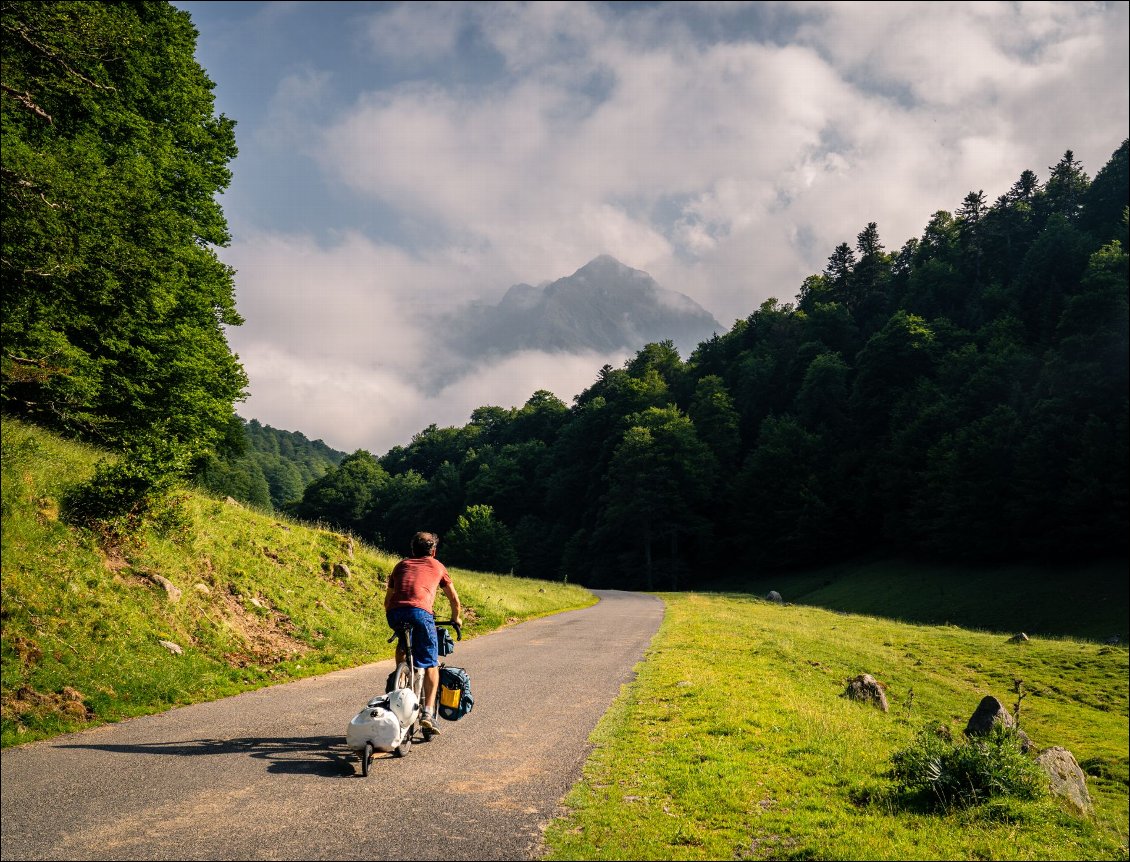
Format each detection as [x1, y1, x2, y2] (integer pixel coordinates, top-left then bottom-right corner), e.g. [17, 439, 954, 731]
[173, 0, 1129, 456]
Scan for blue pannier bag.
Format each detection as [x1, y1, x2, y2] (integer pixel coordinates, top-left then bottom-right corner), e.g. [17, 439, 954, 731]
[437, 625, 455, 657]
[437, 665, 474, 721]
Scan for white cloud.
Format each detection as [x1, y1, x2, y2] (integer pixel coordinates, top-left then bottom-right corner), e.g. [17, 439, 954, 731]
[363, 2, 466, 65]
[221, 227, 634, 452]
[226, 230, 432, 368]
[231, 333, 629, 455]
[259, 68, 333, 146]
[233, 342, 427, 454]
[213, 0, 1127, 452]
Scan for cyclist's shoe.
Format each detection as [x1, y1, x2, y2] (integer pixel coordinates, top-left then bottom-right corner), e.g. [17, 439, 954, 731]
[420, 712, 440, 735]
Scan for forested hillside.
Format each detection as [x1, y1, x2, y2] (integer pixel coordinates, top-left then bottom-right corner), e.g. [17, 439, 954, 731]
[295, 143, 1129, 586]
[195, 418, 346, 511]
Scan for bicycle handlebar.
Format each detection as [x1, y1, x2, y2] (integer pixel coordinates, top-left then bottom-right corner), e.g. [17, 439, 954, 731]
[436, 619, 462, 640]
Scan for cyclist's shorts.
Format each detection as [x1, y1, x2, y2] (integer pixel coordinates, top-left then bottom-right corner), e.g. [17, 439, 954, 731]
[386, 607, 439, 669]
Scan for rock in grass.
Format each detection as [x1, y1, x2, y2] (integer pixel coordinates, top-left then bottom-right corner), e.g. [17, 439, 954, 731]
[159, 640, 183, 655]
[965, 695, 1015, 735]
[765, 590, 783, 603]
[844, 673, 889, 711]
[146, 572, 182, 603]
[1036, 746, 1093, 814]
[1007, 632, 1029, 643]
[964, 695, 1034, 751]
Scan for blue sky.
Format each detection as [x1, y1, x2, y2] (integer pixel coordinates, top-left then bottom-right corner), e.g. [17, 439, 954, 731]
[173, 1, 1130, 455]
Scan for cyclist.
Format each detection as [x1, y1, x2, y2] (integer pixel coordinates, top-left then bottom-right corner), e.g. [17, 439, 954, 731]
[384, 531, 462, 735]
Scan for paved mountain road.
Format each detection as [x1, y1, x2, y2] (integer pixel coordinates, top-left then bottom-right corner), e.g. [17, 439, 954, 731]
[1, 590, 663, 861]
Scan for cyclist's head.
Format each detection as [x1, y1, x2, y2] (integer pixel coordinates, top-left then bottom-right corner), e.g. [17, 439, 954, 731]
[410, 531, 439, 557]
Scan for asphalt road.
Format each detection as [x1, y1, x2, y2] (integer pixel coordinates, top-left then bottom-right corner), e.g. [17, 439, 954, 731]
[1, 590, 663, 861]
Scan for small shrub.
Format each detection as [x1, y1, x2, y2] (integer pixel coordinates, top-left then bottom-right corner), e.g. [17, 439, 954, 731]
[64, 432, 191, 542]
[889, 724, 1047, 810]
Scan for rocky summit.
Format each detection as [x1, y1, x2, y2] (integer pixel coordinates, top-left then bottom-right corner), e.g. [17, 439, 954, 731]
[448, 255, 722, 360]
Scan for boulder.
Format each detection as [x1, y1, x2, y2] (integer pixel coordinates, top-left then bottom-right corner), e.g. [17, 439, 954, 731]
[333, 562, 351, 580]
[765, 590, 783, 604]
[1007, 632, 1029, 643]
[1036, 747, 1093, 814]
[844, 673, 889, 711]
[146, 572, 181, 603]
[964, 695, 1015, 736]
[964, 695, 1033, 751]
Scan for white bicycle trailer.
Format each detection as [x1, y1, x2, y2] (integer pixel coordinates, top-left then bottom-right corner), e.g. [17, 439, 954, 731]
[346, 687, 418, 774]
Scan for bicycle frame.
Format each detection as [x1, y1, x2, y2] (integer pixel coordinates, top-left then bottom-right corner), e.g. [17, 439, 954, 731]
[352, 617, 463, 774]
[386, 617, 462, 738]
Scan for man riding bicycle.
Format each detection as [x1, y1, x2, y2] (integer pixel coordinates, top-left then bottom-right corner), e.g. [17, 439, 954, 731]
[384, 531, 462, 734]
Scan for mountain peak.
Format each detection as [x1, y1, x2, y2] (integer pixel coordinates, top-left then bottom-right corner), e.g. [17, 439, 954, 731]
[574, 254, 642, 278]
[448, 258, 722, 359]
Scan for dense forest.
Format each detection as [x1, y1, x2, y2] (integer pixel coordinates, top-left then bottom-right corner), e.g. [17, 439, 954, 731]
[196, 419, 346, 511]
[1, 3, 1126, 589]
[291, 143, 1129, 586]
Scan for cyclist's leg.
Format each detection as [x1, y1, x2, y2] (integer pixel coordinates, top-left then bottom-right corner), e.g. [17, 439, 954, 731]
[422, 666, 440, 716]
[400, 610, 439, 731]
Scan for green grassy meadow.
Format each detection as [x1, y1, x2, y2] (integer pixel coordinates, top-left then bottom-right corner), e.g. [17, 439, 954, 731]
[543, 592, 1129, 861]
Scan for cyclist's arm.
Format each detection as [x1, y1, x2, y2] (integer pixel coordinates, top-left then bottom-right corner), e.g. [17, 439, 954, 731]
[442, 580, 462, 627]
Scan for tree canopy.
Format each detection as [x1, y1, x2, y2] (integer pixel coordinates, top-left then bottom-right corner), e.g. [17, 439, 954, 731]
[1, 1, 245, 456]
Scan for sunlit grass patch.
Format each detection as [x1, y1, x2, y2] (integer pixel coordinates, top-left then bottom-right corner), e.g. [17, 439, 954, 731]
[545, 592, 1128, 861]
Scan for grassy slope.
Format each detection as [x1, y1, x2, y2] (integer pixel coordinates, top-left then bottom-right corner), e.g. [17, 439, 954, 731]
[545, 592, 1129, 861]
[710, 556, 1129, 644]
[0, 417, 596, 747]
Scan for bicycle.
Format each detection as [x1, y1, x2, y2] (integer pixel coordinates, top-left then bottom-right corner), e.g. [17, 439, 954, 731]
[351, 617, 461, 773]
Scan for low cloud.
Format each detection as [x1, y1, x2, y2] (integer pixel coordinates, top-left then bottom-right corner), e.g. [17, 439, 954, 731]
[224, 230, 632, 453]
[213, 0, 1127, 454]
[232, 339, 630, 456]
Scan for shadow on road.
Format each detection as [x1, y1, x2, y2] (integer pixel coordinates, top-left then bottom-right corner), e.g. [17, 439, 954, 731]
[55, 735, 359, 777]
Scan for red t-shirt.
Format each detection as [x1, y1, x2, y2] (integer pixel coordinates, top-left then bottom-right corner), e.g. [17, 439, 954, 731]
[387, 556, 452, 612]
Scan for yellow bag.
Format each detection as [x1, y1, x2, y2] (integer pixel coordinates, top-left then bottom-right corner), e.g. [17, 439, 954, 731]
[437, 665, 474, 721]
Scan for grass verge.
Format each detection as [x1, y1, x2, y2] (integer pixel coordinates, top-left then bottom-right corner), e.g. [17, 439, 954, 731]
[543, 592, 1129, 861]
[712, 557, 1128, 643]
